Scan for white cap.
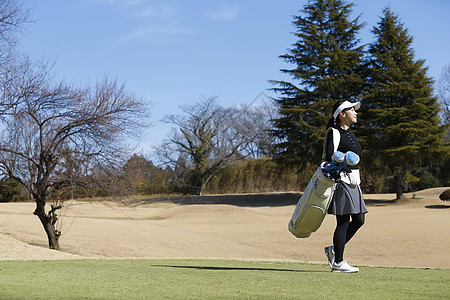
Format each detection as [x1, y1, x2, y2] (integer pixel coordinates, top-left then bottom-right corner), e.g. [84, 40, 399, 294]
[333, 101, 361, 120]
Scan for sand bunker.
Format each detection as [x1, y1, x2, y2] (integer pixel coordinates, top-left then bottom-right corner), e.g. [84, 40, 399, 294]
[0, 187, 448, 269]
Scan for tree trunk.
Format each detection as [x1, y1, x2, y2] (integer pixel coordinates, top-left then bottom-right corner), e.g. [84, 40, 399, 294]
[394, 174, 404, 200]
[200, 184, 205, 196]
[34, 201, 61, 250]
[200, 174, 214, 196]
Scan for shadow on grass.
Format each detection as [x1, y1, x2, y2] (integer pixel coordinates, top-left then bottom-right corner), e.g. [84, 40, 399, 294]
[425, 204, 450, 209]
[364, 199, 397, 206]
[364, 197, 422, 207]
[132, 193, 424, 208]
[132, 193, 301, 208]
[150, 264, 327, 273]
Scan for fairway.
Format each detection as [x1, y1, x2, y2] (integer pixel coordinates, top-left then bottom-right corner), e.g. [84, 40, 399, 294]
[0, 259, 448, 299]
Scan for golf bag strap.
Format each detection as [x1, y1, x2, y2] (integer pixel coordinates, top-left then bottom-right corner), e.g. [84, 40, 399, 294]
[322, 127, 340, 161]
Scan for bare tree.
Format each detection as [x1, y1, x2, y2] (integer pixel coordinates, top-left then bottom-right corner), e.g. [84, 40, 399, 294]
[0, 0, 29, 44]
[0, 0, 30, 113]
[437, 64, 450, 142]
[158, 97, 256, 195]
[238, 99, 279, 158]
[0, 58, 150, 249]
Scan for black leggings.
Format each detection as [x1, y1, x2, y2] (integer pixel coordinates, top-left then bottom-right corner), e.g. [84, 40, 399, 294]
[333, 213, 365, 263]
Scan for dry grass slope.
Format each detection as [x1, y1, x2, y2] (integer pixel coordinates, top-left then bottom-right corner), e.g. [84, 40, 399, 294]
[0, 187, 449, 268]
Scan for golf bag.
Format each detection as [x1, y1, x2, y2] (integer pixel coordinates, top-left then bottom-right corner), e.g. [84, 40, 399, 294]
[288, 162, 335, 238]
[288, 151, 359, 238]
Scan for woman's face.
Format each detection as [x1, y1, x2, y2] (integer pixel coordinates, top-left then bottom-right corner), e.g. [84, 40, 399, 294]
[341, 107, 358, 125]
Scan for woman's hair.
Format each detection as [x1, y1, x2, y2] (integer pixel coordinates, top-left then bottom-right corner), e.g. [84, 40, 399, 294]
[326, 100, 345, 129]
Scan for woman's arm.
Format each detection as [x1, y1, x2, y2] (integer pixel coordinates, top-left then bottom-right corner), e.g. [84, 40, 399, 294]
[324, 129, 337, 162]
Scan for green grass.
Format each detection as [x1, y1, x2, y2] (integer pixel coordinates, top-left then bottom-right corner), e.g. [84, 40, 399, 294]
[0, 259, 448, 299]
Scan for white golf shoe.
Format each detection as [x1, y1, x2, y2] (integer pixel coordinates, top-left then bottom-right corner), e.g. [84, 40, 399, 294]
[331, 260, 359, 273]
[324, 246, 335, 267]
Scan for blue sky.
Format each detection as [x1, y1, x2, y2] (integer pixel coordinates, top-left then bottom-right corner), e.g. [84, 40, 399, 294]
[20, 0, 450, 153]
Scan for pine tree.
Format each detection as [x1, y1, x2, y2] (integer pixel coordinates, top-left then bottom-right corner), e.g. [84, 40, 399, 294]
[360, 8, 447, 199]
[270, 0, 364, 167]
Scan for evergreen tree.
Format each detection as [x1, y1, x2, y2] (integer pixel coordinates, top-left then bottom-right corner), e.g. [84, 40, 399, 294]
[360, 8, 447, 199]
[0, 177, 21, 202]
[271, 0, 364, 167]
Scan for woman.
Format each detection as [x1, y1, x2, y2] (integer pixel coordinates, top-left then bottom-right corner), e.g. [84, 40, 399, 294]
[323, 100, 367, 273]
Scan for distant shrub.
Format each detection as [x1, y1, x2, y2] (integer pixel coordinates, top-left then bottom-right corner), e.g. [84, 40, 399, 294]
[439, 189, 450, 201]
[0, 178, 22, 202]
[206, 157, 315, 194]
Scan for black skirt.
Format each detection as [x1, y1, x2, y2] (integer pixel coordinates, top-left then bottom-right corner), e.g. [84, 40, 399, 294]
[328, 182, 368, 215]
